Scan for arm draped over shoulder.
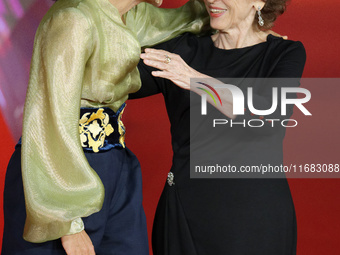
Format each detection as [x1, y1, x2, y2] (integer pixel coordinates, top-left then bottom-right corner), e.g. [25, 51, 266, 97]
[125, 0, 209, 48]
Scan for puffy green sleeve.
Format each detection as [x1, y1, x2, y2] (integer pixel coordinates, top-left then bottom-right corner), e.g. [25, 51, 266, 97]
[21, 8, 104, 243]
[125, 0, 210, 47]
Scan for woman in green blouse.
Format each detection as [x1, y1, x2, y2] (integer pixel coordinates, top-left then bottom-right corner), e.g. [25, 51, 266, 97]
[1, 0, 208, 254]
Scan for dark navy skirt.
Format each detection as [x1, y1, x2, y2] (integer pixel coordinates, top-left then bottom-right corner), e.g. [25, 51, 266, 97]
[2, 144, 149, 255]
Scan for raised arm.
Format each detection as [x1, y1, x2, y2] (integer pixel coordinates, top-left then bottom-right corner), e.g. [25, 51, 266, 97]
[139, 41, 306, 135]
[125, 0, 209, 48]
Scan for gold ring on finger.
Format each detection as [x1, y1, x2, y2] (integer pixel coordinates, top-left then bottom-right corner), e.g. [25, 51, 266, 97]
[164, 55, 171, 64]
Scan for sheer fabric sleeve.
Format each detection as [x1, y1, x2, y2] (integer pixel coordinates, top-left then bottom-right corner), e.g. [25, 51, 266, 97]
[125, 0, 209, 48]
[21, 8, 104, 243]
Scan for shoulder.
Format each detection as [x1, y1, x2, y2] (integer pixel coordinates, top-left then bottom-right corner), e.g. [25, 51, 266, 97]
[267, 35, 306, 63]
[39, 1, 94, 33]
[34, 4, 94, 52]
[265, 35, 307, 77]
[153, 33, 201, 60]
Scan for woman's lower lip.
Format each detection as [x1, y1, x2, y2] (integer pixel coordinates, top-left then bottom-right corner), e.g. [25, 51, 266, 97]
[210, 11, 226, 18]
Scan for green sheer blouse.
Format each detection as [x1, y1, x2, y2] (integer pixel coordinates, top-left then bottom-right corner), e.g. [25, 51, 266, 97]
[21, 0, 208, 243]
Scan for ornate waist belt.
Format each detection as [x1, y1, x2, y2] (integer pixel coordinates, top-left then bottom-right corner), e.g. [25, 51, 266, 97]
[79, 103, 126, 153]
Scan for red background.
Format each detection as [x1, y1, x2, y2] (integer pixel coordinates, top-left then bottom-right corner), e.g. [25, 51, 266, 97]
[1, 0, 340, 254]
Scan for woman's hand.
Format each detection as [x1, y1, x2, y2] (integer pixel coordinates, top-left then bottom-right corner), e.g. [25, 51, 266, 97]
[61, 230, 95, 255]
[141, 48, 208, 90]
[141, 48, 235, 119]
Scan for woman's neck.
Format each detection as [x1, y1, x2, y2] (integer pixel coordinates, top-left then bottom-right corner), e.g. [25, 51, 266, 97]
[212, 24, 268, 50]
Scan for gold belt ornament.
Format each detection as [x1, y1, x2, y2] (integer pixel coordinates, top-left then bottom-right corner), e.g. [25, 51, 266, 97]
[79, 105, 126, 152]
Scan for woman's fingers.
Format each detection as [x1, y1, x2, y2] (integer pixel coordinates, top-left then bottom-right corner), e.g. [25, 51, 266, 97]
[141, 50, 180, 73]
[142, 48, 196, 90]
[142, 48, 178, 63]
[140, 52, 166, 63]
[143, 58, 170, 71]
[151, 70, 173, 79]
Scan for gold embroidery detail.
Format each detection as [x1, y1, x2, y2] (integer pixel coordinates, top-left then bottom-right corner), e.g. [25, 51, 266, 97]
[79, 109, 114, 153]
[118, 107, 126, 148]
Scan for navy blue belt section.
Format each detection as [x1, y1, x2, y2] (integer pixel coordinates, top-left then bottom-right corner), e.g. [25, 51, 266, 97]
[17, 104, 126, 153]
[79, 104, 126, 152]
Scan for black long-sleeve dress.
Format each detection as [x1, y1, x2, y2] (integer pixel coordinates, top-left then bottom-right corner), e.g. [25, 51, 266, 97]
[131, 33, 306, 255]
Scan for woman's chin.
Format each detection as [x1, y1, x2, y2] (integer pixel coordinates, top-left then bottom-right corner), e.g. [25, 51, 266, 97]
[210, 21, 229, 32]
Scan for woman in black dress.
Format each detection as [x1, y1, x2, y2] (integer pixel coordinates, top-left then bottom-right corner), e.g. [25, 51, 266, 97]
[131, 0, 306, 254]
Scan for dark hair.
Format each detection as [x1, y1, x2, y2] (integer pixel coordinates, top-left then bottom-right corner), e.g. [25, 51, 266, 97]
[255, 0, 289, 30]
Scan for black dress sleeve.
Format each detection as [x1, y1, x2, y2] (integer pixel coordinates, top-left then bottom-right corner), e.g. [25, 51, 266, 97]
[234, 41, 307, 135]
[270, 41, 306, 78]
[129, 60, 163, 99]
[129, 34, 192, 99]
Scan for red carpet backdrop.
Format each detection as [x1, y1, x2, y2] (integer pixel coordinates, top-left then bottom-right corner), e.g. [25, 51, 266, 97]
[0, 0, 339, 254]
